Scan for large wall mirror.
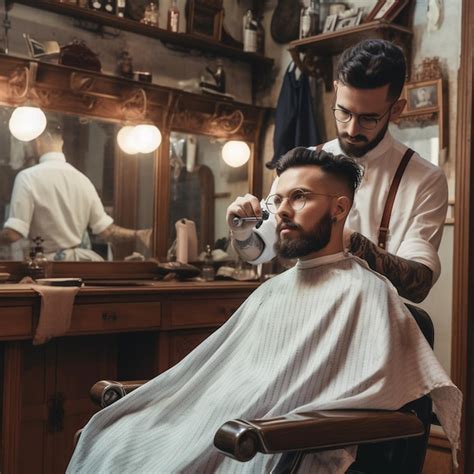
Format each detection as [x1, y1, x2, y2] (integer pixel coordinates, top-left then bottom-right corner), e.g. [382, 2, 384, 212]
[0, 56, 267, 271]
[0, 106, 155, 261]
[168, 132, 249, 257]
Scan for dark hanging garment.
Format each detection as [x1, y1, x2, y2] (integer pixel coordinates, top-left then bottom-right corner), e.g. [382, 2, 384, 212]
[267, 62, 319, 169]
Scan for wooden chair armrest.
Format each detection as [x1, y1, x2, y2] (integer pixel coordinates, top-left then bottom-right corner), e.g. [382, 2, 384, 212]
[214, 409, 425, 462]
[90, 380, 148, 408]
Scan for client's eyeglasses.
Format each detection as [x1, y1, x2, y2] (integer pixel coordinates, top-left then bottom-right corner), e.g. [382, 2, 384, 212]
[265, 189, 339, 214]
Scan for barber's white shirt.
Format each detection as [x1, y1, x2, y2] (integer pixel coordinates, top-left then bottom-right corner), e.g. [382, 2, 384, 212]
[4, 152, 113, 254]
[253, 132, 448, 283]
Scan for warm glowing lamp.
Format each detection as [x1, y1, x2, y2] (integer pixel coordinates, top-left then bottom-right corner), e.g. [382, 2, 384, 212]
[134, 124, 162, 153]
[117, 126, 140, 154]
[9, 106, 47, 142]
[222, 140, 250, 167]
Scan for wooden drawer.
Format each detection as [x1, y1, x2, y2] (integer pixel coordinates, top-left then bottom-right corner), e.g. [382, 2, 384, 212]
[69, 302, 161, 334]
[0, 306, 33, 339]
[169, 298, 244, 327]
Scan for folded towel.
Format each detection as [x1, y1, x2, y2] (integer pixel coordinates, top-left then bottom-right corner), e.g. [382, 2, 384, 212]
[0, 283, 79, 345]
[31, 284, 79, 345]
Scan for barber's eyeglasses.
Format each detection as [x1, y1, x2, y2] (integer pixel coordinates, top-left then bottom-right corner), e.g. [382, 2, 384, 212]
[332, 104, 393, 130]
[265, 189, 339, 214]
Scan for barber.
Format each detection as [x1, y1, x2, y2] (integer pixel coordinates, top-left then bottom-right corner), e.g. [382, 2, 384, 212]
[0, 119, 150, 260]
[226, 39, 448, 303]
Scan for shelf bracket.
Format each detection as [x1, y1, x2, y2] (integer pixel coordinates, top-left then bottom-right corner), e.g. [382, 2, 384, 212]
[289, 48, 333, 91]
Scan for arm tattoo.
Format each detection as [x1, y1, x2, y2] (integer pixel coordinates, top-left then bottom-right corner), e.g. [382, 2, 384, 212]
[349, 232, 433, 303]
[232, 232, 264, 261]
[103, 224, 137, 245]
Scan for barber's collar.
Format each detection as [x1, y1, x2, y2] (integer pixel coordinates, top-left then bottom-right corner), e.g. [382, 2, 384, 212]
[360, 130, 394, 164]
[39, 152, 66, 164]
[296, 251, 348, 269]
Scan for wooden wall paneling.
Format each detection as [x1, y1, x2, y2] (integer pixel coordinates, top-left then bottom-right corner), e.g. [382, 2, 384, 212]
[452, 1, 474, 472]
[2, 342, 23, 474]
[53, 335, 118, 473]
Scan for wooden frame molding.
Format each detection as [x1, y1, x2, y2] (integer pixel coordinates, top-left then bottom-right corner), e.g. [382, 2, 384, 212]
[452, 0, 474, 472]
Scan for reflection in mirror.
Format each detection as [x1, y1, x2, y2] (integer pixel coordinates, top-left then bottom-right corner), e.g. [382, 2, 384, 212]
[168, 132, 249, 259]
[0, 107, 155, 261]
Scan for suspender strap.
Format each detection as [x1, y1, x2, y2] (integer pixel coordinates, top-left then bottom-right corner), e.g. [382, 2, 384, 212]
[378, 148, 415, 249]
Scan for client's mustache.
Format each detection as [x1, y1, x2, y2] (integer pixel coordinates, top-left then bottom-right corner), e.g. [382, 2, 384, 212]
[277, 220, 300, 233]
[341, 133, 368, 143]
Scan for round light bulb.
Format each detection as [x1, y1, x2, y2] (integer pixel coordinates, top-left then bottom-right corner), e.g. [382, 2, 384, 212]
[9, 106, 47, 142]
[222, 140, 251, 168]
[117, 126, 139, 154]
[134, 124, 162, 153]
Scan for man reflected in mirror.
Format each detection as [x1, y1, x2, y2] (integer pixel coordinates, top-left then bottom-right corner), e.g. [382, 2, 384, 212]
[0, 120, 151, 261]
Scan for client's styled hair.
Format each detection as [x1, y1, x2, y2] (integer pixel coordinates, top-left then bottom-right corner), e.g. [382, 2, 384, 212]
[275, 147, 363, 200]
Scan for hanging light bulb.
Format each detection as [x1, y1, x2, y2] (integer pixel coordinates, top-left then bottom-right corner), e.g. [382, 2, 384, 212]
[222, 140, 251, 167]
[117, 126, 140, 154]
[134, 124, 162, 153]
[9, 106, 47, 142]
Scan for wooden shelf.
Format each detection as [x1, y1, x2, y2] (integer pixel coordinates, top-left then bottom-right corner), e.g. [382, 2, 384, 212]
[289, 20, 412, 57]
[15, 0, 274, 69]
[288, 20, 412, 90]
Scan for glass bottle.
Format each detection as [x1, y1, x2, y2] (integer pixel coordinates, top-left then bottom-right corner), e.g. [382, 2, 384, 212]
[167, 0, 180, 32]
[104, 0, 115, 13]
[243, 10, 258, 53]
[300, 0, 320, 38]
[309, 0, 320, 35]
[141, 1, 159, 26]
[32, 237, 49, 279]
[116, 0, 126, 17]
[202, 245, 215, 281]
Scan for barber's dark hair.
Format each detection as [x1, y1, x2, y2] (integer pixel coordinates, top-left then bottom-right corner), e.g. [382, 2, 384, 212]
[275, 147, 363, 200]
[336, 39, 406, 101]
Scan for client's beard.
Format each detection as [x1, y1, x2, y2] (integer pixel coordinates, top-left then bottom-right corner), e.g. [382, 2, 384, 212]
[275, 211, 333, 259]
[338, 118, 389, 158]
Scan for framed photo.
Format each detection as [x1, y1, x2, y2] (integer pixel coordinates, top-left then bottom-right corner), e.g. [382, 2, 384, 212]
[322, 14, 338, 33]
[334, 9, 363, 31]
[365, 0, 409, 22]
[404, 79, 441, 114]
[186, 0, 223, 41]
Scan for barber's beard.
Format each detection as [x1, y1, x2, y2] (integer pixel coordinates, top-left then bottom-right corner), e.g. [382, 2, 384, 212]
[275, 211, 333, 259]
[337, 118, 390, 158]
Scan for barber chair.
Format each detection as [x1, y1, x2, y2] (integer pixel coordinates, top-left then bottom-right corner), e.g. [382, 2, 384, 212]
[88, 304, 434, 474]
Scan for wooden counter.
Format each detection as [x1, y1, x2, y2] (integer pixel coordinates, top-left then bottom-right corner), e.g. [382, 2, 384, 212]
[0, 281, 258, 473]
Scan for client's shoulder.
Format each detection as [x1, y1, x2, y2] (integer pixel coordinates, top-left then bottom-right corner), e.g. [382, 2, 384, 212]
[346, 255, 397, 293]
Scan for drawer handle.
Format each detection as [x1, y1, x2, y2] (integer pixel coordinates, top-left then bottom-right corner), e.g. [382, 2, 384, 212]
[102, 312, 118, 322]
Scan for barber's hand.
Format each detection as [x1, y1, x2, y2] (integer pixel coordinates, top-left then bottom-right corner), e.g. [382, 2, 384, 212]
[226, 193, 262, 241]
[136, 228, 153, 249]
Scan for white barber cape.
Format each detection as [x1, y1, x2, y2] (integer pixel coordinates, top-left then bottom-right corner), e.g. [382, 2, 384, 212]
[68, 253, 461, 474]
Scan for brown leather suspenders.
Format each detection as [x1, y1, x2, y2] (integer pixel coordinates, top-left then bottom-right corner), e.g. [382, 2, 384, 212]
[314, 144, 415, 250]
[377, 148, 414, 249]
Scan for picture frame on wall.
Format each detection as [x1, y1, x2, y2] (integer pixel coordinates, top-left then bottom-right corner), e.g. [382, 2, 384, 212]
[404, 79, 442, 114]
[365, 0, 409, 22]
[322, 14, 338, 33]
[186, 0, 224, 41]
[334, 9, 363, 31]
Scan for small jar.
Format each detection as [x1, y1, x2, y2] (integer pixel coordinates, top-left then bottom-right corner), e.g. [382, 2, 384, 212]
[141, 1, 159, 26]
